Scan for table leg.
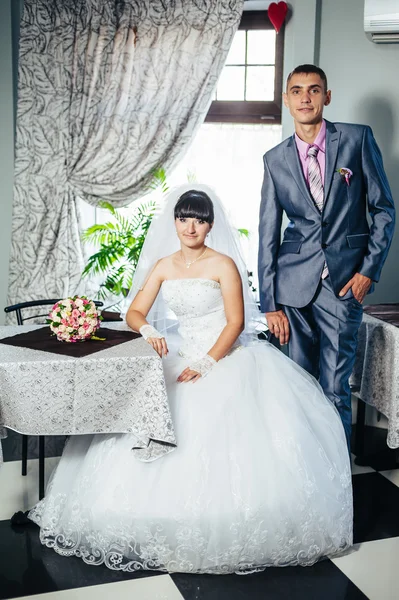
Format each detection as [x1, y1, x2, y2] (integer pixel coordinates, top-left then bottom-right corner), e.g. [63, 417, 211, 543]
[21, 435, 28, 476]
[39, 436, 45, 500]
[354, 397, 366, 459]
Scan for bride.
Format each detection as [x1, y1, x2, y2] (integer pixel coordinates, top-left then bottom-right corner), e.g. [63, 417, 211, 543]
[29, 185, 353, 574]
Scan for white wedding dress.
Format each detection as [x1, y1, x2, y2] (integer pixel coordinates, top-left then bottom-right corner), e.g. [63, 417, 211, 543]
[29, 278, 353, 574]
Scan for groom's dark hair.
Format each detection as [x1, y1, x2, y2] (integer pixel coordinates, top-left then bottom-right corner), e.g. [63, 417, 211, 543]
[286, 64, 328, 92]
[174, 190, 214, 224]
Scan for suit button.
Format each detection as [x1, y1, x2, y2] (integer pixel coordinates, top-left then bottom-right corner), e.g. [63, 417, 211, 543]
[322, 221, 329, 227]
[322, 243, 329, 249]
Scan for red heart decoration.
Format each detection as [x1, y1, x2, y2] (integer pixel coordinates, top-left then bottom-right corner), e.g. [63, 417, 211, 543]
[268, 1, 288, 34]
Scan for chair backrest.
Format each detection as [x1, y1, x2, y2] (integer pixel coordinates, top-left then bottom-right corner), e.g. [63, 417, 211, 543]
[4, 299, 103, 325]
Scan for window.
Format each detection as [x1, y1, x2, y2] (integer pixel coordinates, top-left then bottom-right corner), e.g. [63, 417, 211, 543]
[206, 11, 284, 124]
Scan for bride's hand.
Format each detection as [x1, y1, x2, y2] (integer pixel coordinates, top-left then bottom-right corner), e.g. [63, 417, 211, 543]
[139, 324, 168, 357]
[177, 367, 201, 383]
[177, 354, 217, 383]
[147, 336, 168, 357]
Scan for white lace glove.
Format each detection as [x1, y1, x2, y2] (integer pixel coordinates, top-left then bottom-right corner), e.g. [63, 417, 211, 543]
[188, 354, 217, 378]
[139, 324, 164, 340]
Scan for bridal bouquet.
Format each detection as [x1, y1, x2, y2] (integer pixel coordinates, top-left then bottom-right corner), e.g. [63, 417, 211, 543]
[48, 296, 102, 343]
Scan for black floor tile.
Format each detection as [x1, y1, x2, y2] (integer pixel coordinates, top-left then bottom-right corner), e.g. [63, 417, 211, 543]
[171, 560, 367, 600]
[0, 519, 161, 600]
[354, 447, 399, 471]
[351, 424, 398, 471]
[353, 471, 399, 543]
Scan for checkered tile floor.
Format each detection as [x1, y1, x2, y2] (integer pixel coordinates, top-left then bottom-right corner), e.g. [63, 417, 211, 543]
[0, 424, 398, 600]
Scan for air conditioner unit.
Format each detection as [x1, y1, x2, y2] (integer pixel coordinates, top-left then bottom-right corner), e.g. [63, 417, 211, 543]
[364, 0, 399, 43]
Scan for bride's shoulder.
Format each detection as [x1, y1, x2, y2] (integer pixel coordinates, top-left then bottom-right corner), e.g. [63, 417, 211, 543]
[153, 253, 180, 277]
[207, 249, 237, 270]
[156, 254, 176, 266]
[206, 250, 242, 287]
[157, 253, 181, 268]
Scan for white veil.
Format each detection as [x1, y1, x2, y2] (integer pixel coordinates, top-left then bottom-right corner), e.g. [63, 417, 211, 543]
[121, 184, 262, 346]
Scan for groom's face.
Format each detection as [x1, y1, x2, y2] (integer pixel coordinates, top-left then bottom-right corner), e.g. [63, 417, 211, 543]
[283, 73, 331, 126]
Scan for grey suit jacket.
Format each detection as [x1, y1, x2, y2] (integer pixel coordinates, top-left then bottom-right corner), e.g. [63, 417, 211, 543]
[258, 120, 395, 312]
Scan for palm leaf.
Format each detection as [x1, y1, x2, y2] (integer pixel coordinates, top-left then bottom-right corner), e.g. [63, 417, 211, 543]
[82, 224, 123, 247]
[146, 167, 169, 195]
[98, 200, 117, 216]
[95, 262, 136, 299]
[82, 242, 126, 276]
[186, 170, 197, 183]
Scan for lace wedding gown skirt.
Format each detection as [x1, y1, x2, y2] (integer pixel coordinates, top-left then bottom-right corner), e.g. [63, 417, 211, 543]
[29, 279, 353, 574]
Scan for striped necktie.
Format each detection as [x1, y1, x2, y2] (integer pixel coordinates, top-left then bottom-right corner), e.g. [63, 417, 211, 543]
[307, 145, 329, 278]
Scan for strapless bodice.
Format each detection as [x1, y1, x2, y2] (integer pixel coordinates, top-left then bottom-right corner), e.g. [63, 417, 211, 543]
[161, 279, 227, 359]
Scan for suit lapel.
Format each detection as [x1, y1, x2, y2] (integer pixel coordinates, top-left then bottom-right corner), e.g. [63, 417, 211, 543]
[323, 120, 341, 207]
[284, 136, 319, 215]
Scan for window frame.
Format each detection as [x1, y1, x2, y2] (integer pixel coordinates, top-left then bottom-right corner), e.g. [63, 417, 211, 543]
[205, 11, 284, 124]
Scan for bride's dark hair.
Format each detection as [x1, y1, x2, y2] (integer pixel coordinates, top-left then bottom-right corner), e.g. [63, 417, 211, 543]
[174, 189, 214, 224]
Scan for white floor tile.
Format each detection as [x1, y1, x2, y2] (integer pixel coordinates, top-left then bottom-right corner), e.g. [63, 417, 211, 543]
[13, 574, 183, 600]
[332, 537, 399, 600]
[0, 457, 59, 520]
[351, 453, 375, 475]
[380, 469, 399, 488]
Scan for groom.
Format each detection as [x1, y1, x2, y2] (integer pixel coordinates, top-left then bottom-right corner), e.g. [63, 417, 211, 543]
[258, 64, 395, 448]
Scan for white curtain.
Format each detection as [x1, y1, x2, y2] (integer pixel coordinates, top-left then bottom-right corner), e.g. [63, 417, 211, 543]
[8, 0, 243, 309]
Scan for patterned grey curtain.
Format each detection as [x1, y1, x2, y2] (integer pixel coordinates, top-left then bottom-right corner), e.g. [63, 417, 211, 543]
[8, 0, 243, 309]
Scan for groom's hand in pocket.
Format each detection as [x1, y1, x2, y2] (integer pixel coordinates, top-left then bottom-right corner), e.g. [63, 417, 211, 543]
[265, 310, 290, 345]
[339, 273, 372, 304]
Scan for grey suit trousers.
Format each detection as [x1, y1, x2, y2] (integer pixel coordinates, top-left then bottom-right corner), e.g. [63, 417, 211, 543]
[283, 277, 363, 449]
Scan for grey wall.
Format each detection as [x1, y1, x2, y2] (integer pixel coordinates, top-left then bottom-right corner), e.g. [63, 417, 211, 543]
[283, 0, 399, 303]
[319, 0, 399, 303]
[0, 0, 15, 324]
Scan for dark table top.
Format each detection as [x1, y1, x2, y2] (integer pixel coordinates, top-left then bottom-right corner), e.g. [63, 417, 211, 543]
[363, 303, 399, 328]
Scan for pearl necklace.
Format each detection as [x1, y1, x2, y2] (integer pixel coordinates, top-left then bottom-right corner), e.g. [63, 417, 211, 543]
[181, 247, 208, 269]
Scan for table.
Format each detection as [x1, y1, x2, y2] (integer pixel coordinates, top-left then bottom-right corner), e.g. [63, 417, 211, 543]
[0, 323, 176, 496]
[351, 309, 399, 450]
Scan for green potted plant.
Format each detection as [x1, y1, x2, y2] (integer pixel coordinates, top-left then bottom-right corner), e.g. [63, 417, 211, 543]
[81, 169, 167, 309]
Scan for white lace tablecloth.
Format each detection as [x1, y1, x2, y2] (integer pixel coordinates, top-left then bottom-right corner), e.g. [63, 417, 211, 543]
[0, 323, 175, 463]
[351, 313, 399, 449]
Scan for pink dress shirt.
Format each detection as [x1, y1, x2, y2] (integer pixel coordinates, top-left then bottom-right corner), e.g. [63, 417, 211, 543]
[295, 119, 326, 186]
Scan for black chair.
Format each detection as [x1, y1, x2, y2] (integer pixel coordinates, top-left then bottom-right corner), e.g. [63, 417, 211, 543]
[3, 299, 103, 499]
